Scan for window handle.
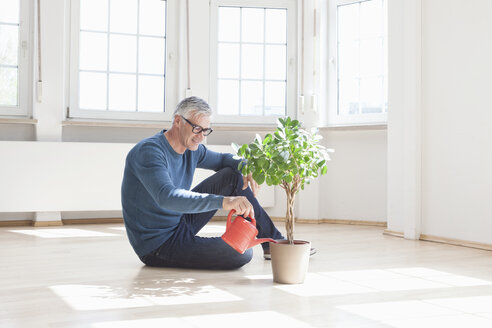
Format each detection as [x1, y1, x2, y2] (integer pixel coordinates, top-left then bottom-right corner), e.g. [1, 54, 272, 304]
[22, 41, 28, 58]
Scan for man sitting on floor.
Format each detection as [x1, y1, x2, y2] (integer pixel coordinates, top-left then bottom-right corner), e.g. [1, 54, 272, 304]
[121, 96, 284, 269]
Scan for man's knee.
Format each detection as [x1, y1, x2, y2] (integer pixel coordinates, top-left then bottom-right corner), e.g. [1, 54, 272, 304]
[217, 167, 243, 190]
[229, 248, 253, 269]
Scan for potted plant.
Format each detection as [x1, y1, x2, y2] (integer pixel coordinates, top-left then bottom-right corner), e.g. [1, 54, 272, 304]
[233, 117, 333, 283]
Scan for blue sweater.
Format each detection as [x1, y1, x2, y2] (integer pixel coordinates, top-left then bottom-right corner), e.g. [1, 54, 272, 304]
[121, 130, 240, 257]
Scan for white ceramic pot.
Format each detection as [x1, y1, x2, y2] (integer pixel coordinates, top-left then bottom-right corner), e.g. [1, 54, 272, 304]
[270, 240, 310, 284]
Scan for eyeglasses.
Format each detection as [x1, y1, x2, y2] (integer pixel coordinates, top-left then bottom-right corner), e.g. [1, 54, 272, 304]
[180, 115, 213, 136]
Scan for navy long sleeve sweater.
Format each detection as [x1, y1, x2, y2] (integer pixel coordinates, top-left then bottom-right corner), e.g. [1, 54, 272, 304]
[121, 130, 240, 257]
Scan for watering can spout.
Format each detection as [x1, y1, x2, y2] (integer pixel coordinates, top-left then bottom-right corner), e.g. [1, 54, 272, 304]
[249, 237, 277, 249]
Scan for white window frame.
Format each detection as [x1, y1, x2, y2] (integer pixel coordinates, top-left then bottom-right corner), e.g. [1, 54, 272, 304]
[209, 0, 297, 125]
[68, 0, 179, 121]
[328, 0, 387, 126]
[0, 0, 32, 117]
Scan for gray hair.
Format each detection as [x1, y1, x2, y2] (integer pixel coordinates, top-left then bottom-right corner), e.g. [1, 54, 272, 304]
[173, 96, 212, 121]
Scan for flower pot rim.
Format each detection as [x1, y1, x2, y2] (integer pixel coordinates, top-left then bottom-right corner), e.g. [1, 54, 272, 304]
[271, 239, 310, 246]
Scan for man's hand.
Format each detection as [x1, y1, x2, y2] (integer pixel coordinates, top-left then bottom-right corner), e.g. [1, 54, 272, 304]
[222, 196, 255, 219]
[242, 173, 260, 197]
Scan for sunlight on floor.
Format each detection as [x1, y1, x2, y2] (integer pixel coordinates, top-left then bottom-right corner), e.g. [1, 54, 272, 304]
[274, 273, 375, 296]
[253, 267, 492, 297]
[91, 311, 312, 328]
[337, 297, 492, 328]
[50, 282, 241, 311]
[8, 228, 119, 238]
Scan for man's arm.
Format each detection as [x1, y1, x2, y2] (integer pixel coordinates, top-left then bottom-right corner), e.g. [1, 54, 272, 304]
[132, 143, 224, 213]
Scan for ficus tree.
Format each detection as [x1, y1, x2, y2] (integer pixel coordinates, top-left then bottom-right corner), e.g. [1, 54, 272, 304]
[233, 117, 333, 244]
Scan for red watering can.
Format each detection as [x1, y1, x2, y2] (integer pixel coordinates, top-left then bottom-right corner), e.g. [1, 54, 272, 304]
[222, 210, 277, 254]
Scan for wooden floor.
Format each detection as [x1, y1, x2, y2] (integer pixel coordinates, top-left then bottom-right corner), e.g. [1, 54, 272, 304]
[2, 222, 492, 327]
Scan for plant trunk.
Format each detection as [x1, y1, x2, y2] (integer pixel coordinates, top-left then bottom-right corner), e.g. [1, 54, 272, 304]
[285, 191, 296, 244]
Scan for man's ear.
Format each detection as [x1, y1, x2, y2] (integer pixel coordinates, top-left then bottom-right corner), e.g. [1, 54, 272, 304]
[172, 114, 181, 126]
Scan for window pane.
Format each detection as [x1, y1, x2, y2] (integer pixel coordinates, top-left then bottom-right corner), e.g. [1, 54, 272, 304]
[0, 0, 19, 24]
[265, 45, 286, 80]
[360, 39, 382, 77]
[0, 25, 19, 65]
[138, 75, 164, 112]
[80, 0, 108, 31]
[360, 77, 383, 113]
[360, 0, 382, 39]
[218, 43, 239, 79]
[218, 7, 240, 42]
[109, 34, 136, 73]
[242, 8, 264, 43]
[339, 79, 359, 115]
[338, 3, 359, 42]
[0, 67, 18, 106]
[215, 5, 290, 119]
[79, 72, 107, 110]
[265, 9, 286, 44]
[139, 0, 166, 37]
[108, 74, 136, 111]
[241, 44, 263, 79]
[139, 37, 165, 75]
[217, 79, 239, 115]
[79, 32, 107, 71]
[264, 81, 285, 116]
[240, 81, 263, 116]
[110, 0, 138, 34]
[338, 41, 358, 79]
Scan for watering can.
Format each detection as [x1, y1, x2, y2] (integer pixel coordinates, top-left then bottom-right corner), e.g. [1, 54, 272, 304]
[221, 210, 277, 254]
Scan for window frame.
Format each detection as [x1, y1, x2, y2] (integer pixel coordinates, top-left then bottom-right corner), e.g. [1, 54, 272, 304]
[68, 0, 179, 121]
[209, 0, 297, 125]
[327, 0, 387, 126]
[0, 0, 32, 117]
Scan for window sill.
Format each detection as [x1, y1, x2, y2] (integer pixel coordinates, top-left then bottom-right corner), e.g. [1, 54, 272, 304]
[210, 124, 277, 132]
[320, 123, 387, 131]
[62, 119, 168, 129]
[0, 117, 38, 125]
[62, 119, 278, 131]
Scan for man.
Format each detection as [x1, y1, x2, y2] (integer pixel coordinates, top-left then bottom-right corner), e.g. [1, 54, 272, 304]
[121, 96, 284, 269]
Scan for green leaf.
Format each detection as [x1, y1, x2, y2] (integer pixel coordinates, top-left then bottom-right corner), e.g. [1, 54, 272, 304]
[231, 142, 240, 154]
[252, 171, 265, 185]
[280, 151, 290, 161]
[257, 158, 268, 169]
[263, 134, 272, 144]
[321, 165, 328, 175]
[255, 134, 262, 145]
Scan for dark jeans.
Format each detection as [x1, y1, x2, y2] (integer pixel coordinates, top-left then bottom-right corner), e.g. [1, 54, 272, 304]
[139, 167, 284, 270]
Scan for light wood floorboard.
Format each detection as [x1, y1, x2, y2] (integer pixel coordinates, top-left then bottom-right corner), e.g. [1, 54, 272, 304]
[2, 223, 492, 327]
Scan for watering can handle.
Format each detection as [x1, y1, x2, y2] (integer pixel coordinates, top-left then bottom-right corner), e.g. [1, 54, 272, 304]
[227, 209, 256, 229]
[226, 209, 235, 230]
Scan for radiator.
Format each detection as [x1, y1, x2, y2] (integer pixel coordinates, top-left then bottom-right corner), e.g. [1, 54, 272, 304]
[0, 141, 274, 212]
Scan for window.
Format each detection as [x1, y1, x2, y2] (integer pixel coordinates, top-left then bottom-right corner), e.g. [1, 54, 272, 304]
[210, 0, 296, 125]
[69, 0, 177, 121]
[0, 0, 31, 117]
[328, 0, 387, 125]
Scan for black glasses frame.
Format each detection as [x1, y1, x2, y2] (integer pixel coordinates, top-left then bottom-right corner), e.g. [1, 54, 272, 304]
[180, 115, 213, 136]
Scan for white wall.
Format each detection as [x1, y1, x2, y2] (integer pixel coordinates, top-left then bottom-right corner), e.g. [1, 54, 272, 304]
[319, 129, 387, 222]
[421, 0, 492, 243]
[388, 0, 492, 244]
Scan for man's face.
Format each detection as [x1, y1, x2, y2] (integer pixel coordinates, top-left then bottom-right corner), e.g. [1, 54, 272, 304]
[178, 113, 210, 151]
